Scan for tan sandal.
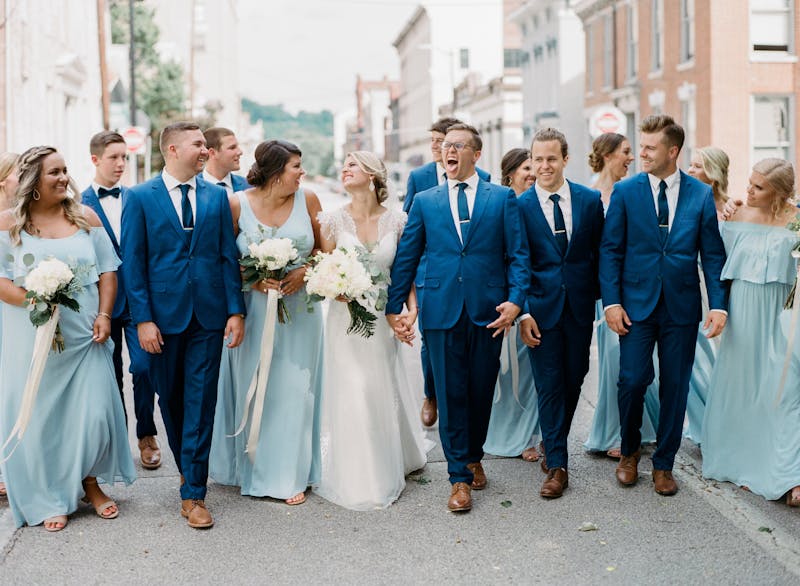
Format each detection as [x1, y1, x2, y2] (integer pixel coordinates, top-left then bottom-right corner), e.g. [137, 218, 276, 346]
[0, 481, 7, 498]
[521, 447, 540, 462]
[82, 478, 119, 519]
[43, 515, 68, 532]
[285, 492, 306, 506]
[786, 487, 800, 507]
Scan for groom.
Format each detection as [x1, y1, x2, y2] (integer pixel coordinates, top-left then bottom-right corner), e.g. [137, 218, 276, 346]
[600, 114, 728, 496]
[386, 123, 529, 512]
[121, 121, 246, 528]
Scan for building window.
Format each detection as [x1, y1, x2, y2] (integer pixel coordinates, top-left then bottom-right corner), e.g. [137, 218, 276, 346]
[504, 48, 524, 68]
[459, 48, 470, 69]
[753, 95, 792, 160]
[586, 22, 594, 93]
[751, 0, 793, 53]
[603, 12, 614, 88]
[679, 87, 697, 168]
[680, 0, 695, 62]
[651, 0, 663, 71]
[626, 3, 638, 79]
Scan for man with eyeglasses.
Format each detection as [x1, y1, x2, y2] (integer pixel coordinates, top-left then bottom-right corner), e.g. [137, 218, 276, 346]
[403, 118, 491, 429]
[387, 123, 529, 512]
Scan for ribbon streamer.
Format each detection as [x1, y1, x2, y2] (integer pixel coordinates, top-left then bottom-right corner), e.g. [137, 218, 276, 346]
[1, 306, 60, 463]
[775, 259, 800, 407]
[230, 289, 279, 462]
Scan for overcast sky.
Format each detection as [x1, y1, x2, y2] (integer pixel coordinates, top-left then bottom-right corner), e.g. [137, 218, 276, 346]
[238, 0, 418, 114]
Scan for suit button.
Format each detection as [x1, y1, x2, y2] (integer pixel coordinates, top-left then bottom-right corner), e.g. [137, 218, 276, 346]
[657, 275, 662, 280]
[458, 277, 463, 283]
[189, 255, 194, 260]
[461, 252, 466, 257]
[561, 284, 566, 290]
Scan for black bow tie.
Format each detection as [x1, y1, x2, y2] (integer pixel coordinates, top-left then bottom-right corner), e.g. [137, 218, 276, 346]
[98, 187, 121, 199]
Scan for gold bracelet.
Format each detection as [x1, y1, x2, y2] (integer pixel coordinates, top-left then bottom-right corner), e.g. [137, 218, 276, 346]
[97, 312, 112, 320]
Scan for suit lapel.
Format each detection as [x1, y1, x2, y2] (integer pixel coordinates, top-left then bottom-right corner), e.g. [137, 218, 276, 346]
[463, 181, 490, 249]
[636, 174, 662, 246]
[525, 189, 561, 256]
[435, 183, 462, 248]
[83, 188, 120, 251]
[565, 181, 582, 257]
[425, 162, 439, 191]
[190, 180, 210, 252]
[153, 177, 187, 242]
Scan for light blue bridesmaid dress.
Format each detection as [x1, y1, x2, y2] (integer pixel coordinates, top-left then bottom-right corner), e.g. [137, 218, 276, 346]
[702, 222, 800, 500]
[483, 324, 540, 456]
[0, 228, 135, 527]
[209, 190, 323, 499]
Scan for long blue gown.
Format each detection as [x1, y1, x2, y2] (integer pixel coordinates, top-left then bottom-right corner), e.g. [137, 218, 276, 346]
[702, 221, 800, 500]
[483, 324, 540, 456]
[0, 228, 135, 527]
[209, 190, 323, 498]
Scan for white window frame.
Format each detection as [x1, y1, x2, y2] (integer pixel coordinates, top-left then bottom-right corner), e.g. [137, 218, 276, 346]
[751, 94, 794, 164]
[603, 12, 614, 89]
[651, 0, 663, 73]
[626, 2, 638, 81]
[680, 0, 695, 64]
[750, 0, 794, 56]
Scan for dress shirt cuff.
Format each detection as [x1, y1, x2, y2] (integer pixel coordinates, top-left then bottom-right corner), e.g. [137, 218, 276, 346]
[709, 309, 728, 316]
[603, 304, 622, 313]
[517, 313, 532, 323]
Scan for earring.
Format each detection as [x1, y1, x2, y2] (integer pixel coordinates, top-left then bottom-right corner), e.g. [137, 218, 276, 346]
[277, 178, 282, 185]
[32, 189, 41, 201]
[369, 180, 375, 192]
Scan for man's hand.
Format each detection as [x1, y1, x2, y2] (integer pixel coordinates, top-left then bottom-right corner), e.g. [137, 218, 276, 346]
[487, 301, 521, 338]
[518, 316, 542, 348]
[605, 306, 632, 336]
[225, 314, 245, 348]
[138, 321, 164, 354]
[386, 313, 415, 345]
[703, 310, 727, 339]
[721, 198, 743, 221]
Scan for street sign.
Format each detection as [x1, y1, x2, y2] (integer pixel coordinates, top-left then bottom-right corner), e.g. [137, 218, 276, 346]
[588, 106, 627, 138]
[121, 126, 147, 155]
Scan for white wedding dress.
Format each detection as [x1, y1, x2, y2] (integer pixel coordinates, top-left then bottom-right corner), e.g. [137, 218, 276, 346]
[313, 205, 431, 510]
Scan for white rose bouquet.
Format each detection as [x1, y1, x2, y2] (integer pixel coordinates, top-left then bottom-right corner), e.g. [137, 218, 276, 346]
[784, 212, 800, 310]
[240, 234, 303, 323]
[23, 256, 83, 352]
[304, 246, 389, 337]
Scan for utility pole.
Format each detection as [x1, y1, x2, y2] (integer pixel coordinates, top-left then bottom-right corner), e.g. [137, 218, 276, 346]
[128, 0, 137, 182]
[97, 0, 110, 130]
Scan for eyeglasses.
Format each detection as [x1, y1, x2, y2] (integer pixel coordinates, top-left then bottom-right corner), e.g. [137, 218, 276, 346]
[441, 141, 474, 152]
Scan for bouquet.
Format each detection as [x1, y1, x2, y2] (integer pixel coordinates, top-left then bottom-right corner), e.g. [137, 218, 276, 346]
[304, 246, 389, 337]
[23, 255, 83, 352]
[239, 235, 303, 323]
[784, 212, 800, 310]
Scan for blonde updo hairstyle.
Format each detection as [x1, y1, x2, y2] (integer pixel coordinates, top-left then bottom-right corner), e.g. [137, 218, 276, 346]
[752, 157, 796, 218]
[588, 133, 626, 173]
[0, 152, 19, 209]
[9, 146, 89, 246]
[694, 146, 729, 203]
[347, 150, 389, 203]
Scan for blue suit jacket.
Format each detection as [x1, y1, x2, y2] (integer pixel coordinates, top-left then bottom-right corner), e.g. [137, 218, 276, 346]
[81, 185, 128, 319]
[387, 179, 529, 330]
[231, 174, 250, 192]
[519, 181, 604, 330]
[599, 171, 728, 324]
[121, 174, 246, 334]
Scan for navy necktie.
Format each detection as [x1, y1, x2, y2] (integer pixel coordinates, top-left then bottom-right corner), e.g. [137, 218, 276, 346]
[657, 180, 669, 244]
[179, 184, 194, 231]
[98, 187, 121, 199]
[456, 182, 470, 243]
[216, 181, 227, 189]
[550, 193, 568, 255]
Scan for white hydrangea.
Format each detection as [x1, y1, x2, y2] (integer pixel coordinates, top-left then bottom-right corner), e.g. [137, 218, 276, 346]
[247, 237, 298, 271]
[305, 248, 373, 300]
[24, 258, 74, 299]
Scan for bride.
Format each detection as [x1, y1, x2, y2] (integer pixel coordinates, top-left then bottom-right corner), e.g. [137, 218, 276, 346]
[313, 151, 430, 510]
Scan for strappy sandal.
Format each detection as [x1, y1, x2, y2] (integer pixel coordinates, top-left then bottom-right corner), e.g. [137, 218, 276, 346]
[786, 488, 800, 508]
[521, 447, 540, 462]
[82, 478, 119, 519]
[43, 515, 68, 532]
[285, 492, 306, 506]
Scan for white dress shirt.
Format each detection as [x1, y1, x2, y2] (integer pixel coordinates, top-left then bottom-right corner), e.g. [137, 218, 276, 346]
[92, 182, 122, 242]
[203, 169, 233, 197]
[447, 173, 479, 243]
[535, 179, 573, 239]
[648, 169, 680, 230]
[161, 170, 197, 226]
[436, 162, 447, 185]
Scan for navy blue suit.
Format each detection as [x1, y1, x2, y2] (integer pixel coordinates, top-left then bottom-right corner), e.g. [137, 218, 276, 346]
[599, 171, 728, 470]
[518, 181, 604, 470]
[121, 174, 245, 499]
[81, 185, 156, 439]
[387, 178, 529, 484]
[402, 162, 490, 402]
[231, 173, 250, 192]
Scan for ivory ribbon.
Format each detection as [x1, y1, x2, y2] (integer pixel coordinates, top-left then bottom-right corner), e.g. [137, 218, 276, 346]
[775, 258, 800, 406]
[230, 289, 279, 462]
[1, 306, 60, 463]
[496, 324, 522, 408]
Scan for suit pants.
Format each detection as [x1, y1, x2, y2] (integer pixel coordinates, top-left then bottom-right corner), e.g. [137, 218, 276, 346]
[618, 296, 697, 470]
[150, 315, 224, 500]
[425, 307, 503, 484]
[110, 315, 157, 438]
[527, 302, 593, 470]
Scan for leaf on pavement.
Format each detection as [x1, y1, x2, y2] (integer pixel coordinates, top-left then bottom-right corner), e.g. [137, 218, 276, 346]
[500, 500, 512, 508]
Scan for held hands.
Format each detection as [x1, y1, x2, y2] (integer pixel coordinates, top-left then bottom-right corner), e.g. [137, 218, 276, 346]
[703, 310, 727, 338]
[487, 302, 521, 338]
[386, 313, 416, 346]
[605, 306, 632, 336]
[518, 316, 542, 348]
[138, 321, 164, 354]
[225, 314, 245, 348]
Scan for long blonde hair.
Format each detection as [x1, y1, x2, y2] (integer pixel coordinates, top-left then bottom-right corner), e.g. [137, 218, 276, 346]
[9, 146, 89, 246]
[694, 146, 729, 203]
[0, 152, 19, 209]
[347, 151, 389, 203]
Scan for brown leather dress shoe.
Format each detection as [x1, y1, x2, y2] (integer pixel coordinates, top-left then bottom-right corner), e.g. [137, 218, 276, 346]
[467, 462, 487, 490]
[421, 397, 438, 427]
[652, 469, 678, 496]
[539, 441, 548, 474]
[181, 499, 214, 529]
[448, 482, 472, 512]
[138, 436, 162, 470]
[540, 468, 568, 498]
[615, 450, 640, 486]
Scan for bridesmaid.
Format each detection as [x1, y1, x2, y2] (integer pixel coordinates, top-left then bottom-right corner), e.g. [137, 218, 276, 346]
[209, 140, 324, 505]
[0, 152, 19, 500]
[702, 158, 800, 507]
[683, 147, 729, 443]
[483, 148, 541, 462]
[0, 146, 135, 531]
[583, 133, 660, 458]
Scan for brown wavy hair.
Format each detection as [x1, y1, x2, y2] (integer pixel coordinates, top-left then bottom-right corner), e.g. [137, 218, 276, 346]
[588, 133, 626, 173]
[500, 148, 531, 187]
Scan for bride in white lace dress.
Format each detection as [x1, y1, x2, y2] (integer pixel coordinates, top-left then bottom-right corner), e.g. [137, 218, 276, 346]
[313, 151, 430, 510]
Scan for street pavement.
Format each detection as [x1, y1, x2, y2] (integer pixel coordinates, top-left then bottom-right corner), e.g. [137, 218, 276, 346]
[2, 183, 800, 584]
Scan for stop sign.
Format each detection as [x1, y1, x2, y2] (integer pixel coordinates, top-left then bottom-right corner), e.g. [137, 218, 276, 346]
[588, 107, 627, 138]
[121, 126, 147, 154]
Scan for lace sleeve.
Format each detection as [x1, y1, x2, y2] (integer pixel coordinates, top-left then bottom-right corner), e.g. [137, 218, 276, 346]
[317, 209, 342, 243]
[381, 208, 408, 243]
